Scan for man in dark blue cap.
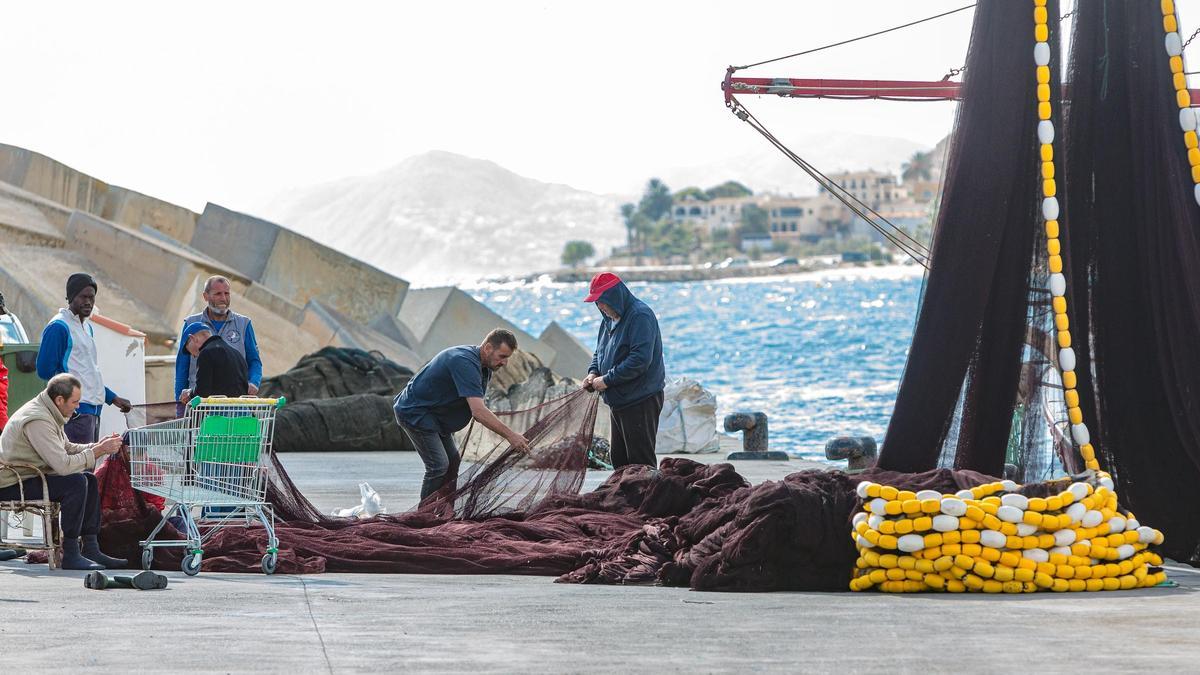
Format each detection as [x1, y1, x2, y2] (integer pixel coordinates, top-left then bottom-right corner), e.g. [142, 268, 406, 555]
[177, 322, 248, 400]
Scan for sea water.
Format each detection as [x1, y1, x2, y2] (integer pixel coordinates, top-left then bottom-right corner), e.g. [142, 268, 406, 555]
[468, 265, 925, 462]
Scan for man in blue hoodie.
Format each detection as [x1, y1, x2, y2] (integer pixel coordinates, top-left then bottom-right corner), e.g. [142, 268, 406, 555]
[582, 272, 666, 468]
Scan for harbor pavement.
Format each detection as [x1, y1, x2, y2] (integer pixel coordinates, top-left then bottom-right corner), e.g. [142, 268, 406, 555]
[1, 451, 1196, 673]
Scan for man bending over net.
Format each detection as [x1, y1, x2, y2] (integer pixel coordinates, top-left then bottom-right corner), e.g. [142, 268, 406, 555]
[393, 329, 531, 501]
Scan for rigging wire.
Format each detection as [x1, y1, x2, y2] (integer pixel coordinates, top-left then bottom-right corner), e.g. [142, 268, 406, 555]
[727, 98, 933, 268]
[733, 4, 976, 72]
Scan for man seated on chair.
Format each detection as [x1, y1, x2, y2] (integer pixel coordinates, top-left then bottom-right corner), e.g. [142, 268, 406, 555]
[0, 374, 126, 569]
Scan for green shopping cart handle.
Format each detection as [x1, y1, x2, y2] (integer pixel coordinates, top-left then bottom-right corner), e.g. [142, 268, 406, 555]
[188, 396, 286, 408]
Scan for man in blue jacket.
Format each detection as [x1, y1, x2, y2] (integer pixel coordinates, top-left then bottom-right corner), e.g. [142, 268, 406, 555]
[582, 272, 666, 469]
[174, 276, 262, 402]
[36, 273, 132, 443]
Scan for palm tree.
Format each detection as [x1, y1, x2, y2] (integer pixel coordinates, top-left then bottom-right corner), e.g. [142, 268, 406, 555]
[901, 150, 933, 183]
[620, 203, 636, 251]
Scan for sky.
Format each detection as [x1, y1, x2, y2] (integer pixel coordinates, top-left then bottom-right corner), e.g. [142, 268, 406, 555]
[2, 1, 1193, 215]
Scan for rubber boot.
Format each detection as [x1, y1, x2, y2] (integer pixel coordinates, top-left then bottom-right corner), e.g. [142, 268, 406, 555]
[81, 535, 128, 569]
[61, 538, 104, 571]
[85, 570, 169, 590]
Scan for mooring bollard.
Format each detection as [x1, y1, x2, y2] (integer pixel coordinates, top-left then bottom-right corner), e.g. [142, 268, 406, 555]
[724, 412, 789, 460]
[824, 436, 878, 473]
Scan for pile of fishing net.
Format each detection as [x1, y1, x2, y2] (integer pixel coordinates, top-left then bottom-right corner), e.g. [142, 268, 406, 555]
[28, 390, 1164, 594]
[63, 395, 925, 588]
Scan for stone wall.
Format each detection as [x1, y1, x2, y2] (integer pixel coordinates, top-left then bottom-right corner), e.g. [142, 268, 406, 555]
[64, 211, 244, 333]
[192, 203, 409, 325]
[538, 321, 592, 380]
[0, 144, 197, 241]
[398, 286, 556, 365]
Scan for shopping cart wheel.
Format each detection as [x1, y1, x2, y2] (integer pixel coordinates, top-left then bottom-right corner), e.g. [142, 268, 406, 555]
[182, 553, 202, 576]
[261, 552, 277, 575]
[141, 548, 153, 571]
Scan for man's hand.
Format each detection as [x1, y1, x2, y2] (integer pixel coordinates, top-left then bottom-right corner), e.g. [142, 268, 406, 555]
[591, 376, 608, 392]
[582, 373, 597, 392]
[507, 433, 531, 455]
[247, 383, 259, 396]
[93, 434, 123, 458]
[112, 396, 133, 413]
[178, 389, 192, 404]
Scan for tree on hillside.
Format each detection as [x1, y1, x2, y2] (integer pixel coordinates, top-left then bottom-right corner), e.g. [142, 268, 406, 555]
[673, 186, 708, 202]
[731, 203, 770, 249]
[620, 203, 636, 249]
[901, 150, 933, 183]
[638, 178, 673, 222]
[739, 203, 769, 234]
[561, 240, 596, 267]
[705, 181, 753, 199]
[632, 212, 655, 255]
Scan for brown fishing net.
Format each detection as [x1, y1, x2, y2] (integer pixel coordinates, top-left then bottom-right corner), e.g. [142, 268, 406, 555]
[60, 393, 1014, 592]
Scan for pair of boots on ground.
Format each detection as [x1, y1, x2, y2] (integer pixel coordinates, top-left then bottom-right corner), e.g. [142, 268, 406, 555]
[62, 535, 127, 570]
[84, 569, 168, 590]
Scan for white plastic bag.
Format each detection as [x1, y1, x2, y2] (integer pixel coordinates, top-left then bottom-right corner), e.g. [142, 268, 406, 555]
[655, 377, 720, 454]
[331, 482, 386, 518]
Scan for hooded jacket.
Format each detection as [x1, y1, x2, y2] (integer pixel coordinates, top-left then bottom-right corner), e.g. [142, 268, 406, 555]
[588, 281, 665, 410]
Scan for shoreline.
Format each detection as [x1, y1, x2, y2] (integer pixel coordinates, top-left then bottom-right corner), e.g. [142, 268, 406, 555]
[463, 260, 926, 288]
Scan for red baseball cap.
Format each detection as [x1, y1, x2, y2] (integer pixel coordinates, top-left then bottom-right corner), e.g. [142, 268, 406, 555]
[584, 272, 622, 302]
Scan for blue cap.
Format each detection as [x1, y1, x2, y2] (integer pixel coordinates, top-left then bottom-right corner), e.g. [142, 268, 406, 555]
[180, 322, 211, 352]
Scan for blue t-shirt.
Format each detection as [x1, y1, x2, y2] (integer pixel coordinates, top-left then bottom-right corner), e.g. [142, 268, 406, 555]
[393, 345, 490, 434]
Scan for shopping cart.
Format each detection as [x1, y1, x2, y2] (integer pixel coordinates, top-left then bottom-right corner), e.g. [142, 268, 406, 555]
[126, 396, 285, 575]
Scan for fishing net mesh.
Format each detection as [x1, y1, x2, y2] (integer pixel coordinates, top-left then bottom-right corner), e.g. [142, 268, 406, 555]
[39, 394, 997, 592]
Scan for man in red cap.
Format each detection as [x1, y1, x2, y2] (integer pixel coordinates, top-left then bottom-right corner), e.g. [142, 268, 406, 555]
[582, 272, 666, 468]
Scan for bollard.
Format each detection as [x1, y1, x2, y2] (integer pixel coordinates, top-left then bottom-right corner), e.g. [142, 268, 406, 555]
[1003, 463, 1020, 481]
[825, 437, 878, 473]
[724, 412, 789, 460]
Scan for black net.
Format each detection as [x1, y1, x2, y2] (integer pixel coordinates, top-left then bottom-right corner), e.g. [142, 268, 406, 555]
[273, 394, 415, 453]
[1061, 0, 1200, 564]
[258, 347, 413, 402]
[880, 0, 1199, 564]
[882, 0, 1076, 480]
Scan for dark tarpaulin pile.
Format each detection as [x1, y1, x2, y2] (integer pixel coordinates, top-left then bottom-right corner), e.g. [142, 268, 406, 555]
[272, 394, 415, 453]
[258, 347, 416, 453]
[258, 347, 414, 402]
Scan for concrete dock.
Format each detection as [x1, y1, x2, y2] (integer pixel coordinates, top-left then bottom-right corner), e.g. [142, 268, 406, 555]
[2, 451, 1196, 673]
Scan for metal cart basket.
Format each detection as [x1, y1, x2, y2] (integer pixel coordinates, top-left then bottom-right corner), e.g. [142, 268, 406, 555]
[126, 396, 285, 575]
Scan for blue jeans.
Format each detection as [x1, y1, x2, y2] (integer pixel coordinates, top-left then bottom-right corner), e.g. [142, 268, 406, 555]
[398, 423, 460, 500]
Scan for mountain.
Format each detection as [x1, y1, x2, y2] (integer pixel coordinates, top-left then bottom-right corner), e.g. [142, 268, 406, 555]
[656, 133, 931, 197]
[257, 151, 626, 286]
